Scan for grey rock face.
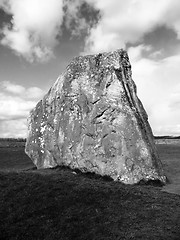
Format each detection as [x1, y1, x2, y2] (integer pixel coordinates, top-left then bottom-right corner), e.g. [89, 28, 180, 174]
[25, 49, 166, 184]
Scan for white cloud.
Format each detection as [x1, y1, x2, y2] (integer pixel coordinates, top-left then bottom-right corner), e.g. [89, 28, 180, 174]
[1, 80, 25, 94]
[1, 81, 44, 99]
[84, 0, 180, 53]
[128, 44, 152, 62]
[26, 87, 45, 99]
[0, 81, 45, 137]
[0, 0, 97, 62]
[129, 46, 180, 136]
[1, 0, 180, 61]
[0, 0, 64, 62]
[0, 119, 28, 138]
[0, 93, 35, 120]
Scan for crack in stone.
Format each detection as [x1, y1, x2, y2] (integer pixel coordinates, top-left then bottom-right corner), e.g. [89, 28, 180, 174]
[114, 68, 133, 109]
[95, 53, 103, 67]
[65, 94, 79, 98]
[102, 133, 108, 139]
[90, 99, 101, 105]
[92, 107, 110, 123]
[85, 133, 96, 139]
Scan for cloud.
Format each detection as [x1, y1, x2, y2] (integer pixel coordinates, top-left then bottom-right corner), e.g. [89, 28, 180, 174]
[128, 44, 152, 62]
[64, 0, 85, 36]
[84, 0, 180, 54]
[1, 81, 44, 99]
[0, 81, 45, 137]
[1, 80, 25, 94]
[63, 0, 99, 37]
[1, 0, 180, 61]
[0, 93, 35, 120]
[0, 0, 64, 62]
[0, 119, 28, 138]
[129, 46, 180, 136]
[0, 0, 99, 62]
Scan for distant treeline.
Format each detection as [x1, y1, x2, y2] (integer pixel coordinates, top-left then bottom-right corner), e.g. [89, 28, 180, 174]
[154, 136, 180, 139]
[0, 138, 26, 142]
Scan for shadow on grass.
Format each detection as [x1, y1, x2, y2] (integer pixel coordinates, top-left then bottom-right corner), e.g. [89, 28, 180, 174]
[1, 166, 180, 240]
[1, 141, 180, 239]
[137, 179, 165, 187]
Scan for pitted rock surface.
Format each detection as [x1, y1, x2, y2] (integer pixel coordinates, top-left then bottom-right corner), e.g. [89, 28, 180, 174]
[25, 49, 166, 184]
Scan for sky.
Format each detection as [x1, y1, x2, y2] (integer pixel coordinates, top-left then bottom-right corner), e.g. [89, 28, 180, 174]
[0, 0, 180, 138]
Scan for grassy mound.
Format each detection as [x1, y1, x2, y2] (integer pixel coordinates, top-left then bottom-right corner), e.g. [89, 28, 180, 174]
[0, 167, 180, 240]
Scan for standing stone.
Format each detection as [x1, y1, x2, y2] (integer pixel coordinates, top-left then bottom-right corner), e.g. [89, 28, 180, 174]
[25, 49, 166, 184]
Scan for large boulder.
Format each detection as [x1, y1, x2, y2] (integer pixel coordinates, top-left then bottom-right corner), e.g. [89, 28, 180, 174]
[25, 49, 166, 184]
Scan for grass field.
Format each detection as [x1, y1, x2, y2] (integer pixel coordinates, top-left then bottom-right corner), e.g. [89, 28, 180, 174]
[0, 139, 180, 239]
[156, 143, 180, 195]
[0, 140, 34, 171]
